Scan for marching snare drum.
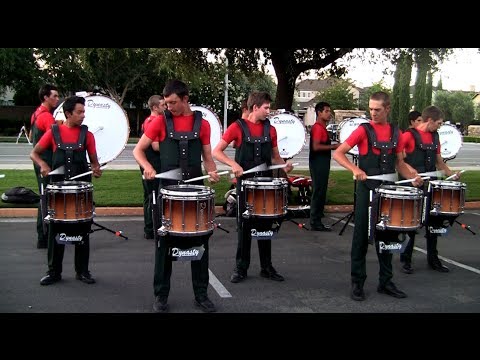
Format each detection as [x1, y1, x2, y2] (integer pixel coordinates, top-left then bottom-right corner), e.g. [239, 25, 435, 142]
[54, 94, 130, 165]
[269, 112, 306, 159]
[46, 181, 94, 222]
[428, 180, 466, 216]
[375, 185, 423, 231]
[159, 185, 215, 236]
[338, 117, 369, 156]
[243, 177, 288, 218]
[438, 124, 463, 160]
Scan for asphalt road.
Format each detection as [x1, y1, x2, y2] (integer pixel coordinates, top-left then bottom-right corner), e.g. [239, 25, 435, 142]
[1, 211, 479, 313]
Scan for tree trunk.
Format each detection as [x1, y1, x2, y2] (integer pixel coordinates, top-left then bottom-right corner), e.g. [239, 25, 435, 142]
[270, 51, 299, 111]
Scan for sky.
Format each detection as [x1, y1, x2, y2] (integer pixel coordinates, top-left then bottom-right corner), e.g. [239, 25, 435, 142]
[338, 48, 480, 92]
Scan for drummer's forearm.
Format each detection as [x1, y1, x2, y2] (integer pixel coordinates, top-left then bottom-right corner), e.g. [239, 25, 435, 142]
[203, 158, 217, 173]
[436, 156, 452, 176]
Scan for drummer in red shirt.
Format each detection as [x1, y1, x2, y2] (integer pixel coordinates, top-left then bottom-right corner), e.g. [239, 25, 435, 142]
[397, 105, 462, 274]
[31, 95, 102, 287]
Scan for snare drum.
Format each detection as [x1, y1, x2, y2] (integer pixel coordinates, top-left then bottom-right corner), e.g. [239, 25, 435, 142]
[428, 180, 466, 216]
[375, 185, 423, 231]
[159, 185, 215, 236]
[243, 177, 288, 218]
[46, 181, 94, 222]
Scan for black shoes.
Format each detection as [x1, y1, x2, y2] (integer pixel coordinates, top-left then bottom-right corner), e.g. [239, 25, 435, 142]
[144, 232, 154, 240]
[401, 262, 414, 274]
[153, 296, 169, 313]
[230, 269, 247, 283]
[40, 273, 61, 286]
[310, 224, 331, 232]
[429, 260, 450, 273]
[351, 283, 365, 301]
[377, 281, 407, 298]
[76, 271, 96, 284]
[36, 240, 48, 249]
[194, 296, 217, 313]
[260, 266, 285, 281]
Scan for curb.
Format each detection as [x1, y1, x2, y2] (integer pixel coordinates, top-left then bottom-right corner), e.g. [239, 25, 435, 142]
[1, 203, 479, 218]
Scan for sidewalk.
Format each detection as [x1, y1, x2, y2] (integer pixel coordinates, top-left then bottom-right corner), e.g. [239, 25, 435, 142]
[1, 203, 479, 217]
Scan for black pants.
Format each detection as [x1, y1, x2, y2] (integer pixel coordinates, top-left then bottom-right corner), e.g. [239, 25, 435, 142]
[309, 158, 330, 227]
[34, 165, 48, 243]
[351, 183, 395, 287]
[235, 219, 273, 272]
[141, 172, 160, 236]
[153, 234, 210, 300]
[401, 217, 444, 265]
[47, 223, 91, 275]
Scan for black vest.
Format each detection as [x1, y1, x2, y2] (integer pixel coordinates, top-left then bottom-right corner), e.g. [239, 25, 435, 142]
[358, 123, 399, 190]
[31, 108, 53, 168]
[159, 110, 203, 186]
[404, 128, 439, 174]
[51, 124, 90, 182]
[234, 119, 273, 180]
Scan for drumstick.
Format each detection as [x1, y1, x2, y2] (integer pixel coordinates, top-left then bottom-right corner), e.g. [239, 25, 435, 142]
[183, 170, 231, 183]
[353, 173, 398, 182]
[445, 170, 465, 181]
[417, 170, 445, 177]
[48, 165, 65, 176]
[267, 162, 299, 170]
[395, 176, 430, 184]
[69, 165, 108, 180]
[142, 167, 183, 180]
[91, 126, 104, 134]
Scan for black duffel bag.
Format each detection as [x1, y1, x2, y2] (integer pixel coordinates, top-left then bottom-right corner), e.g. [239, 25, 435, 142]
[1, 186, 40, 204]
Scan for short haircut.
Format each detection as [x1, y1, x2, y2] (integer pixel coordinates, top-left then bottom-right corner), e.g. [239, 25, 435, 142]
[63, 96, 85, 116]
[315, 101, 331, 113]
[38, 84, 58, 103]
[163, 79, 189, 99]
[422, 105, 444, 122]
[247, 91, 272, 111]
[370, 91, 391, 107]
[408, 110, 422, 123]
[148, 95, 163, 110]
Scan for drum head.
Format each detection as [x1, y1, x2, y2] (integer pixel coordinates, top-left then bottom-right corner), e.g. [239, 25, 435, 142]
[438, 124, 462, 160]
[190, 105, 222, 151]
[338, 118, 369, 155]
[269, 112, 306, 159]
[53, 95, 130, 164]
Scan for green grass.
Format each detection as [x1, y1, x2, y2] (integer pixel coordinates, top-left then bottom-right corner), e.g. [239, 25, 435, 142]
[1, 169, 479, 208]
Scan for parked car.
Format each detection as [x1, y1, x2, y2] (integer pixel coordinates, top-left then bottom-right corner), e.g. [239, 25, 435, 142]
[326, 123, 339, 141]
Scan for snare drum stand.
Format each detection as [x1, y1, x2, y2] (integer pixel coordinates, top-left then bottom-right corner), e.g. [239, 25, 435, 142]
[331, 154, 358, 235]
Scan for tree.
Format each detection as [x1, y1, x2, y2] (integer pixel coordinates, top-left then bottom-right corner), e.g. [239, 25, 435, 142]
[313, 79, 357, 111]
[390, 51, 413, 129]
[426, 71, 433, 107]
[434, 91, 475, 126]
[358, 81, 392, 114]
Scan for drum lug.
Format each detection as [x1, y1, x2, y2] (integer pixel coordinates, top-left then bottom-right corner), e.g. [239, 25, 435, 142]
[44, 214, 52, 224]
[242, 209, 252, 219]
[430, 204, 440, 215]
[376, 218, 387, 231]
[157, 225, 169, 237]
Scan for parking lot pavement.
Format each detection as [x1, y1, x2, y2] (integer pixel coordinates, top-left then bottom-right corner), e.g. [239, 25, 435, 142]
[1, 212, 480, 313]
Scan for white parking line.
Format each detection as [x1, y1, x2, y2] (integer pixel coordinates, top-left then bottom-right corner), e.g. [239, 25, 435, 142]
[413, 247, 480, 275]
[209, 269, 232, 298]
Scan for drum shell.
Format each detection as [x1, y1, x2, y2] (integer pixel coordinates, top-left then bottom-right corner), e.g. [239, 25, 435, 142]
[46, 181, 94, 222]
[243, 177, 288, 218]
[338, 118, 369, 155]
[428, 180, 466, 216]
[376, 185, 423, 231]
[160, 185, 215, 236]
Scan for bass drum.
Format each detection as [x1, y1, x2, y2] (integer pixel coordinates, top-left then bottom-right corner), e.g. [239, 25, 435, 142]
[269, 112, 306, 159]
[53, 94, 130, 165]
[338, 117, 369, 155]
[190, 105, 222, 152]
[438, 124, 462, 160]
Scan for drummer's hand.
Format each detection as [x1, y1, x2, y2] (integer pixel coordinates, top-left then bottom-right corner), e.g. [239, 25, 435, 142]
[232, 163, 243, 178]
[92, 166, 102, 178]
[143, 167, 156, 180]
[284, 161, 294, 173]
[40, 165, 51, 178]
[451, 171, 462, 180]
[207, 170, 220, 183]
[411, 175, 423, 187]
[353, 169, 367, 181]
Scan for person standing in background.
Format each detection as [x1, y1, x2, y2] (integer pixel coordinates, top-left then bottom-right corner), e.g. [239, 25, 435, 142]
[29, 84, 61, 249]
[140, 95, 166, 239]
[309, 102, 339, 232]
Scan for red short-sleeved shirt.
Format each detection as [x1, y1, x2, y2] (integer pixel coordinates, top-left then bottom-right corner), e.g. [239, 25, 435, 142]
[311, 122, 329, 143]
[345, 121, 403, 155]
[222, 120, 278, 148]
[31, 105, 55, 133]
[142, 115, 160, 142]
[38, 125, 97, 155]
[400, 129, 441, 155]
[144, 113, 211, 145]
